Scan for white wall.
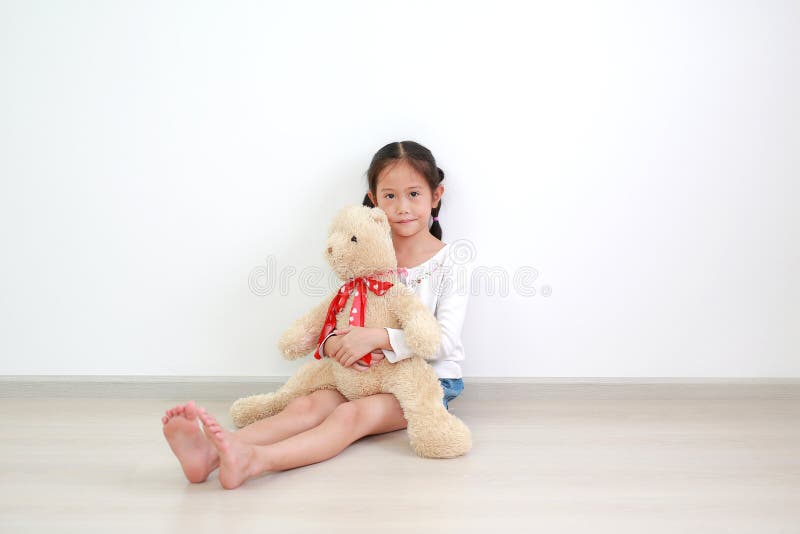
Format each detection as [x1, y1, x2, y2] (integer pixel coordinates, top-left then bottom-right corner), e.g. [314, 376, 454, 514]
[1, 0, 797, 377]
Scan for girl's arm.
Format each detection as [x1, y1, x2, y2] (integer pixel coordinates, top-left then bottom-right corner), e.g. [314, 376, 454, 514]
[372, 328, 392, 350]
[383, 261, 472, 363]
[318, 327, 390, 358]
[321, 259, 472, 362]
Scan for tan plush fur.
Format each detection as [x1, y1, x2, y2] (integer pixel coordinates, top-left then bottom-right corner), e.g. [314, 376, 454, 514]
[230, 205, 472, 458]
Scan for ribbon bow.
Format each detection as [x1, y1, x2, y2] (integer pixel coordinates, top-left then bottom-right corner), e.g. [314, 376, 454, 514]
[314, 276, 394, 365]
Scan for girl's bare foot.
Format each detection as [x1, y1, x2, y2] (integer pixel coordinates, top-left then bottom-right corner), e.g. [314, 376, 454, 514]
[162, 401, 219, 483]
[198, 407, 265, 490]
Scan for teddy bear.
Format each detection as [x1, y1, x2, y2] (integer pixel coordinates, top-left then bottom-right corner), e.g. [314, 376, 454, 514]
[230, 204, 472, 459]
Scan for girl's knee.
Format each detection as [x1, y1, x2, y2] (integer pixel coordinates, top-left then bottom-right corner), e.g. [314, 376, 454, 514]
[328, 401, 361, 429]
[308, 389, 348, 409]
[283, 394, 315, 422]
[286, 390, 347, 426]
[328, 395, 406, 436]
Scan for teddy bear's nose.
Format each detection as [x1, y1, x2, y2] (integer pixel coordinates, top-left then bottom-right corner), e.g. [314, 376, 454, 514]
[327, 246, 333, 254]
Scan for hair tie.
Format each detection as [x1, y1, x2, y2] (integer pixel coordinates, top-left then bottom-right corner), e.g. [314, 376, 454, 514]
[432, 217, 439, 222]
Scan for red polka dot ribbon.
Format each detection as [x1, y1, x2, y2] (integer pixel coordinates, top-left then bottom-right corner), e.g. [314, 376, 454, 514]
[314, 276, 394, 365]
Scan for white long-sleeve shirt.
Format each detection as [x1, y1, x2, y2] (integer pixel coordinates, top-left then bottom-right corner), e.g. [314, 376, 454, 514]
[383, 242, 471, 378]
[319, 242, 472, 379]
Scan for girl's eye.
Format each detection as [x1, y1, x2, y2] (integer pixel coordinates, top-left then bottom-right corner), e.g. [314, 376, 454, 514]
[351, 235, 358, 243]
[384, 192, 420, 199]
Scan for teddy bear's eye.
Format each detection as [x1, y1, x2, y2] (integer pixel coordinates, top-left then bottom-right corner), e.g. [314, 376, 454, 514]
[351, 235, 358, 243]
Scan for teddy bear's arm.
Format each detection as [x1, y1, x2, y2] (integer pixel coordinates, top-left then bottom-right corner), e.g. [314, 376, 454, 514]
[385, 285, 442, 359]
[277, 291, 337, 360]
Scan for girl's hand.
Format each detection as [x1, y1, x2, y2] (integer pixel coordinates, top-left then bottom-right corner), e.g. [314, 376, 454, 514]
[353, 349, 386, 372]
[329, 326, 381, 369]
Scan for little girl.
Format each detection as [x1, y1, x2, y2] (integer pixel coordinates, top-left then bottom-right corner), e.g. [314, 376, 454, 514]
[161, 140, 471, 489]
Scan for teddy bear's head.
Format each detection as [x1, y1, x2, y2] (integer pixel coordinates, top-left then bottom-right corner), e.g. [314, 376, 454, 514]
[325, 205, 396, 280]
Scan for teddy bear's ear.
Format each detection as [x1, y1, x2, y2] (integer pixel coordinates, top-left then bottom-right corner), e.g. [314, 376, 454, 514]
[369, 207, 388, 225]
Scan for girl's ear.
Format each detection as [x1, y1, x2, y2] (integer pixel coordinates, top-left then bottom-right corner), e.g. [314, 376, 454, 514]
[433, 184, 444, 208]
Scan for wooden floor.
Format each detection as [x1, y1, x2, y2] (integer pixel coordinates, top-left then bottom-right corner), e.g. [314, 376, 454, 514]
[1, 381, 799, 533]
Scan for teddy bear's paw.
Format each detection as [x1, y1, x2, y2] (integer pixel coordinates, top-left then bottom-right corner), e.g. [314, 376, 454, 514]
[281, 345, 312, 360]
[229, 392, 287, 428]
[277, 340, 303, 360]
[277, 325, 317, 360]
[402, 317, 442, 358]
[408, 414, 472, 459]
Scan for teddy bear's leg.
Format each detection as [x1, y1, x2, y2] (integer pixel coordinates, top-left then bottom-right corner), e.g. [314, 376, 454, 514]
[229, 360, 338, 428]
[382, 358, 473, 459]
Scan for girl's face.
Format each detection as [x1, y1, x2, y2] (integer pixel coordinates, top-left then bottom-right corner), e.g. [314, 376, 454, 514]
[368, 159, 444, 240]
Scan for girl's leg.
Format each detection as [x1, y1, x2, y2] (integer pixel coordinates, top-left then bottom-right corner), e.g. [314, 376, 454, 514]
[234, 389, 349, 445]
[162, 389, 348, 483]
[198, 393, 408, 489]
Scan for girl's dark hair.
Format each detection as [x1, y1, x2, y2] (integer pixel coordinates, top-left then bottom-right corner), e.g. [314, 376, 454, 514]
[361, 140, 445, 240]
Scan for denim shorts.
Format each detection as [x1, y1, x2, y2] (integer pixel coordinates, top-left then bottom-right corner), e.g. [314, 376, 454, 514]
[439, 378, 464, 410]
